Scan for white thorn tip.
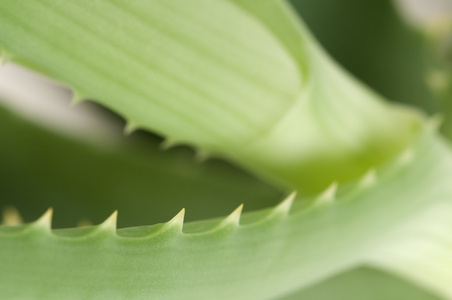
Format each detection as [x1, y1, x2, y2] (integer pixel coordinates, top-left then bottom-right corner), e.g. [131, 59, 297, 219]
[223, 204, 243, 226]
[360, 169, 377, 188]
[275, 192, 296, 214]
[100, 211, 118, 230]
[35, 208, 53, 229]
[167, 208, 185, 228]
[316, 183, 337, 206]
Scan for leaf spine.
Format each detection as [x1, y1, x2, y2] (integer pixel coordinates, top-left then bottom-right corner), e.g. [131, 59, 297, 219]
[160, 138, 179, 150]
[359, 169, 377, 188]
[33, 207, 53, 231]
[2, 206, 23, 226]
[221, 204, 243, 227]
[124, 121, 138, 135]
[165, 208, 185, 230]
[397, 148, 415, 165]
[98, 211, 118, 232]
[314, 183, 337, 206]
[273, 192, 296, 216]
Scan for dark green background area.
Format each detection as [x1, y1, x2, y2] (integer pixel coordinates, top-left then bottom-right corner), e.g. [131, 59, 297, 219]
[0, 105, 282, 228]
[290, 0, 438, 114]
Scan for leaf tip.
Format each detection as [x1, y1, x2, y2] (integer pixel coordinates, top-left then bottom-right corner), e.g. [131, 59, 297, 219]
[166, 208, 185, 229]
[100, 210, 118, 231]
[222, 204, 243, 226]
[124, 122, 138, 135]
[160, 138, 179, 150]
[34, 207, 53, 230]
[397, 147, 415, 165]
[359, 169, 377, 188]
[194, 148, 210, 163]
[315, 182, 337, 206]
[273, 191, 296, 215]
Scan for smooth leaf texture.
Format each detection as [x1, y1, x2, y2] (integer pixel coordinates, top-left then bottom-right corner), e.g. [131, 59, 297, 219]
[1, 97, 440, 299]
[2, 127, 452, 299]
[368, 208, 452, 299]
[1, 1, 452, 299]
[0, 0, 423, 193]
[282, 267, 441, 300]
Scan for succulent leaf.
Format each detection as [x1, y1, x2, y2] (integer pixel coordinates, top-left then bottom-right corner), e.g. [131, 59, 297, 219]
[1, 1, 452, 299]
[1, 129, 452, 299]
[0, 0, 423, 192]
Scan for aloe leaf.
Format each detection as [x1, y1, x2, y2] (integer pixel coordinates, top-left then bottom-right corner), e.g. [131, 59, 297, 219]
[1, 125, 452, 299]
[0, 104, 282, 227]
[2, 1, 452, 299]
[367, 201, 452, 299]
[280, 267, 441, 300]
[289, 0, 439, 114]
[0, 0, 423, 192]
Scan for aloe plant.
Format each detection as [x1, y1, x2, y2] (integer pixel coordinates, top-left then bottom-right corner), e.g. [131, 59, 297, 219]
[1, 0, 452, 299]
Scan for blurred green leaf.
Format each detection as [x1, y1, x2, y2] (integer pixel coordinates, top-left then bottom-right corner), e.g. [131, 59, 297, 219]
[290, 0, 438, 113]
[279, 267, 441, 300]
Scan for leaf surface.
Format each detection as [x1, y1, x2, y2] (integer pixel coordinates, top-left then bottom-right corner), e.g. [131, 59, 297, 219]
[2, 128, 452, 299]
[0, 0, 423, 192]
[279, 267, 441, 300]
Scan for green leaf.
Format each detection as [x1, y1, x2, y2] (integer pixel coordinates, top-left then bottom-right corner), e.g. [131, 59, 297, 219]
[289, 0, 439, 114]
[2, 1, 452, 299]
[0, 0, 423, 192]
[280, 267, 442, 300]
[368, 199, 452, 299]
[2, 126, 452, 299]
